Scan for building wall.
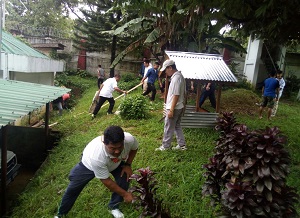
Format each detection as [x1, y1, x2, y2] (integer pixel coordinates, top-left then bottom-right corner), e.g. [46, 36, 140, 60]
[243, 37, 265, 86]
[10, 71, 55, 86]
[68, 51, 141, 77]
[25, 37, 141, 76]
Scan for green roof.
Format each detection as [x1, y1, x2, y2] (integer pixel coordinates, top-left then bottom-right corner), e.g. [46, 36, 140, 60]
[1, 30, 49, 58]
[0, 79, 71, 129]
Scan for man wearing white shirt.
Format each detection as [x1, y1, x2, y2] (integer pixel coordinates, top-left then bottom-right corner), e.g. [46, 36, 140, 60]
[272, 70, 286, 116]
[142, 59, 152, 93]
[92, 74, 127, 118]
[54, 126, 138, 218]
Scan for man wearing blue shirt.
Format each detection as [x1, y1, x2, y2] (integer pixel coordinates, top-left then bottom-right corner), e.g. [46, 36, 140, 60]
[140, 61, 160, 101]
[258, 71, 279, 120]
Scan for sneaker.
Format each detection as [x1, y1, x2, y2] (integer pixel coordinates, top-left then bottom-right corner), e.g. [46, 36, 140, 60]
[172, 145, 187, 150]
[255, 103, 261, 106]
[54, 216, 61, 218]
[91, 114, 95, 120]
[155, 145, 170, 151]
[110, 209, 124, 218]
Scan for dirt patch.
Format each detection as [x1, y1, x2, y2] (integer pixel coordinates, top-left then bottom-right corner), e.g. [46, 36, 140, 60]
[187, 88, 261, 116]
[220, 89, 261, 116]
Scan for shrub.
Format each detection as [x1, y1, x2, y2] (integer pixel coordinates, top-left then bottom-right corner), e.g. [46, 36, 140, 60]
[129, 167, 171, 218]
[284, 74, 300, 98]
[54, 72, 69, 86]
[202, 112, 299, 218]
[119, 95, 149, 120]
[118, 73, 140, 91]
[118, 80, 140, 91]
[121, 72, 138, 82]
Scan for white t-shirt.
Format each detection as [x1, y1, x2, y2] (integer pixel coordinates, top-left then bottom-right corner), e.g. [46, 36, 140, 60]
[143, 64, 152, 82]
[166, 71, 186, 110]
[99, 77, 118, 98]
[82, 132, 138, 179]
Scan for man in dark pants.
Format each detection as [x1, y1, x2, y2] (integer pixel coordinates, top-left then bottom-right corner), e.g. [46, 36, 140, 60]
[258, 71, 279, 120]
[97, 64, 105, 89]
[199, 82, 216, 109]
[54, 126, 139, 218]
[140, 61, 160, 101]
[92, 74, 127, 118]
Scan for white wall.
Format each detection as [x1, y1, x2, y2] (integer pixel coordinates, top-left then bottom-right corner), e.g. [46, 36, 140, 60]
[243, 36, 264, 86]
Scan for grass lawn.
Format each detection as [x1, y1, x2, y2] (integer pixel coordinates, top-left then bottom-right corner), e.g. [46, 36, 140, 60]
[8, 76, 300, 218]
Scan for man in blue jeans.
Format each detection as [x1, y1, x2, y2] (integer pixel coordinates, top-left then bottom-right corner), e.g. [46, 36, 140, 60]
[199, 82, 216, 110]
[141, 61, 160, 101]
[54, 126, 138, 218]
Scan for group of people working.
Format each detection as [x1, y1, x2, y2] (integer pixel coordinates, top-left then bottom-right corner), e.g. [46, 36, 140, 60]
[54, 58, 286, 218]
[54, 59, 188, 218]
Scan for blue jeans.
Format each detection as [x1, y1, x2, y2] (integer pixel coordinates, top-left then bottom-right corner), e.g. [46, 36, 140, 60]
[199, 89, 216, 109]
[57, 162, 128, 216]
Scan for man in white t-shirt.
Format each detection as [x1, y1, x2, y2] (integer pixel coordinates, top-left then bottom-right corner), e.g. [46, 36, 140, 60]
[54, 126, 138, 218]
[142, 59, 152, 93]
[272, 70, 286, 117]
[92, 74, 127, 118]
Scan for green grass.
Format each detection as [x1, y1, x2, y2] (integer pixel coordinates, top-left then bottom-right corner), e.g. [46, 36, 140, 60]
[8, 77, 300, 218]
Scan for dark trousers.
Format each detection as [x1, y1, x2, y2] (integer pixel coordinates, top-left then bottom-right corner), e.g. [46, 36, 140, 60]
[97, 78, 104, 89]
[199, 89, 216, 109]
[142, 83, 156, 101]
[93, 96, 115, 115]
[57, 162, 129, 216]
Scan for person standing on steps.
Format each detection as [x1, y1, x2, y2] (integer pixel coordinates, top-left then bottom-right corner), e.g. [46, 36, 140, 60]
[199, 82, 216, 110]
[92, 74, 127, 119]
[54, 125, 138, 218]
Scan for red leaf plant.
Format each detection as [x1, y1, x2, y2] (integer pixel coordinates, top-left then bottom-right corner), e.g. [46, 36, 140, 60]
[202, 112, 299, 218]
[129, 167, 171, 218]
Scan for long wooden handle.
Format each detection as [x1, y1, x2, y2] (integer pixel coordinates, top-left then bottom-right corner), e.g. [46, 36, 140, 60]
[102, 83, 143, 107]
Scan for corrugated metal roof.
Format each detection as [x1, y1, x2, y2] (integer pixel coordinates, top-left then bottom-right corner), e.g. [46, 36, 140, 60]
[1, 30, 49, 59]
[0, 79, 71, 129]
[165, 51, 238, 83]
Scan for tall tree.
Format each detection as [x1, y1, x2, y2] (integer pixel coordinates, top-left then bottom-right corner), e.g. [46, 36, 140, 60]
[5, 0, 74, 38]
[218, 0, 300, 45]
[65, 0, 126, 76]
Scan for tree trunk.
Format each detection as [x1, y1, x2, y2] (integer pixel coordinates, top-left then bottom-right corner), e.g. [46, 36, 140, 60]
[297, 88, 300, 101]
[110, 35, 117, 78]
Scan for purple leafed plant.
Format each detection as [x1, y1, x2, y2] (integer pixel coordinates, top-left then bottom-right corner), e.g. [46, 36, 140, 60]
[129, 167, 171, 218]
[202, 112, 299, 218]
